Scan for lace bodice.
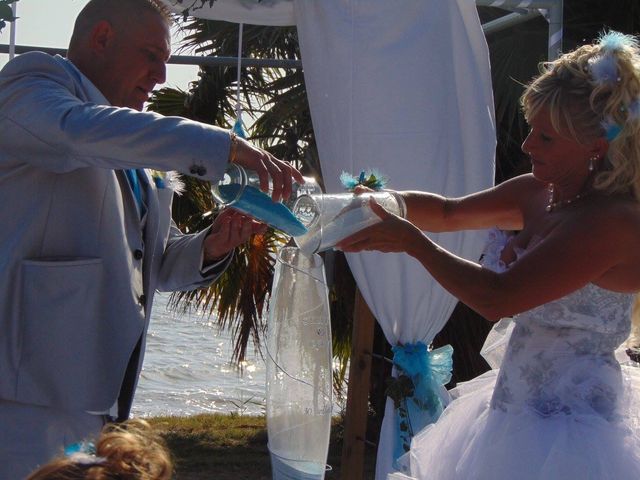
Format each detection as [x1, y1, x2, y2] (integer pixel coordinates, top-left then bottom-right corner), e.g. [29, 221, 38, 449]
[481, 229, 635, 419]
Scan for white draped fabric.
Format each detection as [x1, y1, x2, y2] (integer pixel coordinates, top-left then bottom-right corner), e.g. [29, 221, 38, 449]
[163, 1, 496, 478]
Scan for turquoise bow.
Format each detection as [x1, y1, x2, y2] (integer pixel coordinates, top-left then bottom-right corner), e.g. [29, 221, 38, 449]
[64, 441, 96, 457]
[389, 342, 453, 466]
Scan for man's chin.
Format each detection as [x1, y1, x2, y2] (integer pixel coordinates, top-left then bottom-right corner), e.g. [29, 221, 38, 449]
[126, 101, 145, 111]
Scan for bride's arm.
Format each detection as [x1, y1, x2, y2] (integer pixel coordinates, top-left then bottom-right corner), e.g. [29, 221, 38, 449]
[401, 174, 540, 232]
[337, 198, 640, 321]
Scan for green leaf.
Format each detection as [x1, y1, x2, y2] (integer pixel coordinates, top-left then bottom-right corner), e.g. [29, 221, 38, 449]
[0, 4, 14, 22]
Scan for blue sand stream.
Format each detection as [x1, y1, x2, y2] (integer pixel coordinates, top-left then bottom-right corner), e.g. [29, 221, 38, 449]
[218, 184, 308, 237]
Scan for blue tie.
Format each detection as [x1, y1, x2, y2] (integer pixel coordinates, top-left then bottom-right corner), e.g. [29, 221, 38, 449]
[125, 169, 145, 216]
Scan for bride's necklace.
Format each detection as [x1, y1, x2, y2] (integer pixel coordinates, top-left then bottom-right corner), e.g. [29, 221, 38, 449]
[546, 184, 589, 212]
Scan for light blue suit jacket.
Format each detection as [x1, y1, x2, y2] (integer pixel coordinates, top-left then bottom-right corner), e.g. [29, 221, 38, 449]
[0, 52, 232, 418]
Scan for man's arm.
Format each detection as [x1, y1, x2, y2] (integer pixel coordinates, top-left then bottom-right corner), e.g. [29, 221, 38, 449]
[156, 210, 266, 292]
[0, 53, 231, 182]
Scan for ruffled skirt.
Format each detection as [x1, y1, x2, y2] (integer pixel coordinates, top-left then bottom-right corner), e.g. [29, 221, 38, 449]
[395, 365, 640, 480]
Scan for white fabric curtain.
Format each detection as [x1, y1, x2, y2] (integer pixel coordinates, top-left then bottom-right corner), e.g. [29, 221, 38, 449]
[163, 1, 496, 478]
[295, 2, 495, 477]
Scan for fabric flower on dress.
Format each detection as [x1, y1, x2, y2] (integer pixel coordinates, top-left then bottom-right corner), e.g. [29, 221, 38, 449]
[480, 227, 511, 273]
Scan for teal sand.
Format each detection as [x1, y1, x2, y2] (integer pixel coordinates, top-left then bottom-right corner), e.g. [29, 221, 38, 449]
[218, 184, 308, 237]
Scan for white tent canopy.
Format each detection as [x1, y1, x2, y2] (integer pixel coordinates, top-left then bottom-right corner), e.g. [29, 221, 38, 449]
[161, 1, 496, 478]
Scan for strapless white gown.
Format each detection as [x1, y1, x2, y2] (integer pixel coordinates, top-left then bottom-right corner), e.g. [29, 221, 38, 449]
[394, 229, 640, 480]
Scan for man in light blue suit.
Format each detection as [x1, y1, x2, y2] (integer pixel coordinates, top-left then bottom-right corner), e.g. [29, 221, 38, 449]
[0, 0, 302, 477]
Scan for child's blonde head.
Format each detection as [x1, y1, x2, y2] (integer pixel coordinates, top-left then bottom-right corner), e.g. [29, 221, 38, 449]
[26, 419, 173, 480]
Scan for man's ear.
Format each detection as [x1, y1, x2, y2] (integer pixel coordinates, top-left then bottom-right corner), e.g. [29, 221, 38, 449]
[89, 20, 115, 54]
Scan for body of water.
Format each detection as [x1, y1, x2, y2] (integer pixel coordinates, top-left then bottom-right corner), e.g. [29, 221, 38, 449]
[131, 293, 267, 418]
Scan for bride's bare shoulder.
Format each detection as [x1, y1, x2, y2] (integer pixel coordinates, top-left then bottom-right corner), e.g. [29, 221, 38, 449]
[583, 196, 640, 291]
[573, 194, 640, 250]
[498, 173, 547, 197]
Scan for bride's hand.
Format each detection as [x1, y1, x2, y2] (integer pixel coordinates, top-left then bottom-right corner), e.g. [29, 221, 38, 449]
[336, 197, 423, 254]
[353, 185, 374, 194]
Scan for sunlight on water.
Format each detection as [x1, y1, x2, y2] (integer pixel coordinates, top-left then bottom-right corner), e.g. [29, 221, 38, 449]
[131, 293, 267, 417]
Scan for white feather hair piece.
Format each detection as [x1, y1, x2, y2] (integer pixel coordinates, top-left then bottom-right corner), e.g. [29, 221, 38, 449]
[598, 31, 638, 53]
[588, 32, 638, 86]
[589, 52, 619, 85]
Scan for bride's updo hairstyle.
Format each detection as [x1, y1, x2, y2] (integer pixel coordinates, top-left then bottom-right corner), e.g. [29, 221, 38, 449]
[521, 31, 640, 199]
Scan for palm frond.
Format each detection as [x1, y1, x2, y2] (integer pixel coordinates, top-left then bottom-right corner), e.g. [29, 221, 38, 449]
[148, 87, 190, 116]
[149, 18, 351, 384]
[169, 228, 288, 365]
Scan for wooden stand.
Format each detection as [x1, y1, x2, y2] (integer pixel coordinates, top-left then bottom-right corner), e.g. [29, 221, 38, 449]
[340, 288, 376, 480]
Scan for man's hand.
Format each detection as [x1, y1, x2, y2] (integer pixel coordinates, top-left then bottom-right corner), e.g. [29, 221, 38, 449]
[232, 137, 304, 203]
[203, 208, 267, 265]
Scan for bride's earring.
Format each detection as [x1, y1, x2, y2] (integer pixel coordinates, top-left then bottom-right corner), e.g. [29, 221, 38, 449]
[588, 155, 599, 172]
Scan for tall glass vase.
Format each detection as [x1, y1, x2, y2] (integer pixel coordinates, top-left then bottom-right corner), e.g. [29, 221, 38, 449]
[266, 247, 333, 480]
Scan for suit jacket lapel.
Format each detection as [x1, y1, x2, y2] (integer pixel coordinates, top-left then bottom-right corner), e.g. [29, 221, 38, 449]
[137, 169, 160, 297]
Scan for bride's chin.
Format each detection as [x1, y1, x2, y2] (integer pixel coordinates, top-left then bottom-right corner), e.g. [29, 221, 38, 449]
[531, 166, 549, 182]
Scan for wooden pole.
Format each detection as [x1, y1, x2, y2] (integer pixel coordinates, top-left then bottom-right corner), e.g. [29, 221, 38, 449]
[340, 288, 376, 480]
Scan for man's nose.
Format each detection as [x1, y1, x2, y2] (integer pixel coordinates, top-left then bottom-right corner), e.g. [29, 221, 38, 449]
[521, 133, 533, 153]
[151, 62, 167, 85]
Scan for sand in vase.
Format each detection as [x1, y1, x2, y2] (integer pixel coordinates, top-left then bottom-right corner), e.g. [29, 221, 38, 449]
[217, 184, 307, 237]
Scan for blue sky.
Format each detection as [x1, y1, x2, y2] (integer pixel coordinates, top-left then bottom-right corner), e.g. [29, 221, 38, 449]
[0, 0, 199, 90]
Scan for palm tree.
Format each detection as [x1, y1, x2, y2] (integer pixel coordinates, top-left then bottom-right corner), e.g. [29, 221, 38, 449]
[148, 19, 354, 381]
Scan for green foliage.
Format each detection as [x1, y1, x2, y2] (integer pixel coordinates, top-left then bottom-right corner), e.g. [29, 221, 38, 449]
[0, 0, 18, 33]
[177, 20, 319, 174]
[147, 84, 288, 367]
[148, 18, 354, 395]
[149, 414, 377, 479]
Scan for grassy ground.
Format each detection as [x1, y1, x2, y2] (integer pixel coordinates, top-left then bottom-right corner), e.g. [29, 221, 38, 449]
[149, 414, 377, 480]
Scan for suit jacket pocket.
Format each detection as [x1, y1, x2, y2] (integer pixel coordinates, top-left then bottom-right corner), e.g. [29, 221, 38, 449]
[16, 257, 106, 410]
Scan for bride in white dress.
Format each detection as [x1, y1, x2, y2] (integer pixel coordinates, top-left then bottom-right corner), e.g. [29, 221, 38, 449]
[337, 31, 640, 479]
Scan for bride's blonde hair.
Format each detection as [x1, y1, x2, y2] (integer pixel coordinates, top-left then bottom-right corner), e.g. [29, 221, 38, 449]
[521, 32, 640, 199]
[26, 419, 173, 480]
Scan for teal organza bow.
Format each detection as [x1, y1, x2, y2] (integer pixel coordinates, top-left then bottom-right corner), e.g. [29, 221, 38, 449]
[389, 342, 453, 466]
[64, 441, 96, 456]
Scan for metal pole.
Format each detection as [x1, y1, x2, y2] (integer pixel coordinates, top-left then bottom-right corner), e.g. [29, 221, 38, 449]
[547, 0, 564, 60]
[476, 0, 564, 61]
[482, 10, 540, 35]
[0, 44, 303, 69]
[476, 0, 558, 8]
[8, 1, 16, 59]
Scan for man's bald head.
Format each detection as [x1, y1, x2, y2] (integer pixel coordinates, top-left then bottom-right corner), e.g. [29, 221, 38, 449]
[66, 0, 172, 110]
[68, 0, 171, 54]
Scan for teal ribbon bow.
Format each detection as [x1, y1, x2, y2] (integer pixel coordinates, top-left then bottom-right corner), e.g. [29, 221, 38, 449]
[389, 342, 453, 466]
[64, 441, 96, 457]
